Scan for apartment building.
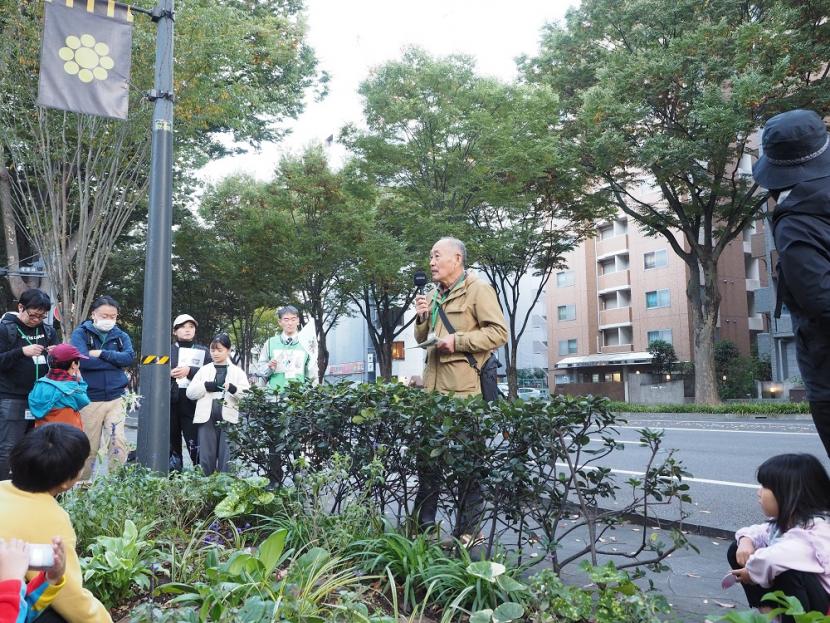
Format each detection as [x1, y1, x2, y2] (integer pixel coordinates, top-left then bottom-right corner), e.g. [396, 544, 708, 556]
[548, 214, 766, 401]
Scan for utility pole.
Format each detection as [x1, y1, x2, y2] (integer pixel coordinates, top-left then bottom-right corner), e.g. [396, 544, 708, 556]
[136, 0, 175, 472]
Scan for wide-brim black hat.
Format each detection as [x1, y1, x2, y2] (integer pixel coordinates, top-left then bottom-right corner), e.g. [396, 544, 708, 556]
[753, 109, 830, 190]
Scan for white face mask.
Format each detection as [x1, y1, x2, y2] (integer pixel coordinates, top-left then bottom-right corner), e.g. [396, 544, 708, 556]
[93, 318, 116, 332]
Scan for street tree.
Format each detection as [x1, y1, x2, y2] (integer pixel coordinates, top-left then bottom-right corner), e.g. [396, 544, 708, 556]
[246, 145, 363, 382]
[522, 0, 830, 403]
[344, 48, 599, 394]
[0, 0, 323, 331]
[187, 175, 291, 370]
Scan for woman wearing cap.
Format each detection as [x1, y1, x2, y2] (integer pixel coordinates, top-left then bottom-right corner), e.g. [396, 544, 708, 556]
[758, 109, 830, 458]
[169, 314, 208, 471]
[28, 344, 91, 430]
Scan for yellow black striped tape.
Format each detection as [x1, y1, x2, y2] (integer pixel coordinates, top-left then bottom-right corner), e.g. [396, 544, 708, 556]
[141, 355, 170, 365]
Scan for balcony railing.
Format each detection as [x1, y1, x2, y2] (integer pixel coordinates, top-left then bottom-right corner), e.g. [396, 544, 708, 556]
[601, 344, 634, 354]
[599, 306, 632, 327]
[596, 234, 629, 258]
[597, 269, 631, 291]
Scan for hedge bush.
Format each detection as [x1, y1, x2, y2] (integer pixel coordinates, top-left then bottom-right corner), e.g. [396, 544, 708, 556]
[607, 401, 810, 415]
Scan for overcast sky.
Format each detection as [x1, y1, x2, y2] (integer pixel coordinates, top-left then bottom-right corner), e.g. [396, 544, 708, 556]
[199, 0, 577, 183]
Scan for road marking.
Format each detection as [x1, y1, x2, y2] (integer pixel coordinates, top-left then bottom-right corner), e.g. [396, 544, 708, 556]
[617, 425, 815, 436]
[554, 462, 758, 489]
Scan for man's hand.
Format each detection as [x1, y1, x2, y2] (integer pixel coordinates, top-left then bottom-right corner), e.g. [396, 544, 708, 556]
[415, 294, 429, 322]
[0, 538, 29, 582]
[171, 366, 190, 379]
[436, 334, 456, 354]
[45, 537, 66, 584]
[731, 567, 754, 585]
[88, 349, 102, 358]
[22, 344, 45, 358]
[46, 345, 56, 353]
[268, 358, 279, 370]
[736, 537, 755, 566]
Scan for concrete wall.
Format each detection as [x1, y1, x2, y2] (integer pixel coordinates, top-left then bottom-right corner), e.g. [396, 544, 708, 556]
[627, 373, 685, 405]
[554, 381, 625, 401]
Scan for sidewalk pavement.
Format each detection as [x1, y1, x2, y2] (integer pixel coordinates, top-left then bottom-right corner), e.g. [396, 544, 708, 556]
[553, 525, 746, 622]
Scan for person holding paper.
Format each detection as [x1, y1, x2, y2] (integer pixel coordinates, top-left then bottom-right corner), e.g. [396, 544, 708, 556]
[0, 289, 58, 481]
[169, 314, 208, 472]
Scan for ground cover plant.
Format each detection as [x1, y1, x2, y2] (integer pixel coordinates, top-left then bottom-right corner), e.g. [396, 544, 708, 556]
[60, 383, 701, 621]
[606, 401, 810, 415]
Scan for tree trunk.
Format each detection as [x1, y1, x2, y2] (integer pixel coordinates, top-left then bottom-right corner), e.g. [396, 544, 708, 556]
[0, 146, 27, 299]
[316, 327, 329, 383]
[377, 340, 393, 380]
[505, 341, 518, 400]
[688, 257, 721, 404]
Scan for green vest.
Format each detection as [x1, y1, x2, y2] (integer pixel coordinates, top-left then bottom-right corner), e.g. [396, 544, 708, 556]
[266, 336, 310, 391]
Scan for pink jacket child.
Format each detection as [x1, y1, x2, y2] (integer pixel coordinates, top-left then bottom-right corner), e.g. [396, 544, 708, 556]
[727, 454, 830, 619]
[736, 517, 830, 592]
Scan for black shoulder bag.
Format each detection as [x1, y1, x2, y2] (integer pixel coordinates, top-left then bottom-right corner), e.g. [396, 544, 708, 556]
[436, 306, 501, 402]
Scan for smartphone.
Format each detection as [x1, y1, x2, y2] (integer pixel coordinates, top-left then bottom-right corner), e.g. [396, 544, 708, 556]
[28, 544, 54, 570]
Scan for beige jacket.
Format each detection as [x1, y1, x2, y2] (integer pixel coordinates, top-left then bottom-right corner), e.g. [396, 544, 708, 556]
[415, 271, 508, 397]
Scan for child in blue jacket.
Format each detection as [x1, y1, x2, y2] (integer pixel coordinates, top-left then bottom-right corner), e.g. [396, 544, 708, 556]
[28, 344, 90, 430]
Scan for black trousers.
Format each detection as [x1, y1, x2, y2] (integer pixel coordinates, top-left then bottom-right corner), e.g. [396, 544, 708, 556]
[808, 401, 830, 459]
[170, 388, 199, 468]
[414, 460, 484, 538]
[728, 542, 830, 622]
[0, 398, 31, 480]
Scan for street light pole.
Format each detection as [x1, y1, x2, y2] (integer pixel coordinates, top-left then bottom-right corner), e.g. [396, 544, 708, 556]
[136, 0, 175, 472]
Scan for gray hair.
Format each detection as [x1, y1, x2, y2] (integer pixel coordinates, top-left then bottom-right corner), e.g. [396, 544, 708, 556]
[437, 237, 467, 266]
[278, 305, 299, 318]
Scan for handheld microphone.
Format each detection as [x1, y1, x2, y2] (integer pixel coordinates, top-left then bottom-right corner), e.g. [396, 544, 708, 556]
[414, 270, 428, 295]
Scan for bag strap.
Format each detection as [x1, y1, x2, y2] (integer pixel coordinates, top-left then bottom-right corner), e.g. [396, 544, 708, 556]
[436, 305, 480, 375]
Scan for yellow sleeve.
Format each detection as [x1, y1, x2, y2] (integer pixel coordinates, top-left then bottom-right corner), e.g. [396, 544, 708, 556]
[50, 516, 113, 623]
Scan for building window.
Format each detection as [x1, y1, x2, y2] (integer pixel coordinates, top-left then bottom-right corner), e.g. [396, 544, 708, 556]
[647, 329, 673, 345]
[558, 339, 577, 355]
[556, 271, 575, 287]
[557, 304, 576, 321]
[391, 341, 405, 360]
[645, 289, 670, 309]
[555, 374, 572, 385]
[644, 249, 668, 270]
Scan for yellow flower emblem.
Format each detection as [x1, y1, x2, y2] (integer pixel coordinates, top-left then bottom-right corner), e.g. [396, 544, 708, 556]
[58, 34, 114, 83]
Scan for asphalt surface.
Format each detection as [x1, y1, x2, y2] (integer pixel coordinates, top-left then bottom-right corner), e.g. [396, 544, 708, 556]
[586, 413, 825, 534]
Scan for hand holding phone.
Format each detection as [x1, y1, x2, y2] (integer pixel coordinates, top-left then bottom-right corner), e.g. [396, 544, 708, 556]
[0, 538, 29, 582]
[27, 543, 55, 570]
[45, 537, 65, 583]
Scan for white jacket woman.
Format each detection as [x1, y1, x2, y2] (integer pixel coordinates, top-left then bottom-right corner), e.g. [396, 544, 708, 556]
[186, 361, 250, 424]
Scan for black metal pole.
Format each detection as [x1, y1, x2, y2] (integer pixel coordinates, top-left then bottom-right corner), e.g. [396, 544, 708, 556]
[136, 0, 174, 472]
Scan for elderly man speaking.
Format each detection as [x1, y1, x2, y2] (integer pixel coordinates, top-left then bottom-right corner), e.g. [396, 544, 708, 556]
[414, 237, 507, 395]
[413, 237, 507, 543]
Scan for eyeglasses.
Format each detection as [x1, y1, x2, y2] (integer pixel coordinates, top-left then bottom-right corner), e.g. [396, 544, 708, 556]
[23, 309, 47, 320]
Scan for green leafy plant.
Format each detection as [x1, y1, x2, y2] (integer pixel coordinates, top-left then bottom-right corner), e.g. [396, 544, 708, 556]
[526, 563, 669, 623]
[715, 591, 830, 623]
[214, 475, 276, 518]
[80, 519, 165, 609]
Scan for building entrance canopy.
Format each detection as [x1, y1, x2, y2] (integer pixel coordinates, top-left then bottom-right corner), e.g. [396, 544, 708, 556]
[555, 351, 653, 369]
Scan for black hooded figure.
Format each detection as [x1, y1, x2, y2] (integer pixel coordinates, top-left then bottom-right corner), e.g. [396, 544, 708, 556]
[759, 109, 830, 458]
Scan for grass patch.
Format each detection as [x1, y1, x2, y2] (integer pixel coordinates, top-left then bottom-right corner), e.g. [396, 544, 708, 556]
[607, 401, 810, 415]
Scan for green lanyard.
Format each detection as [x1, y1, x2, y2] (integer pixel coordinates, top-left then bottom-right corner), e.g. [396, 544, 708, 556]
[17, 326, 45, 380]
[430, 273, 466, 330]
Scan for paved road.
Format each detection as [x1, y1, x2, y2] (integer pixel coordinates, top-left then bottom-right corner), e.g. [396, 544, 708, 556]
[581, 413, 825, 534]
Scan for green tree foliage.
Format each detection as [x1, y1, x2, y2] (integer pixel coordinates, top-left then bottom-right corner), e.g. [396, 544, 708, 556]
[715, 339, 767, 400]
[179, 175, 290, 370]
[344, 48, 595, 387]
[648, 340, 677, 377]
[522, 0, 830, 403]
[244, 145, 363, 381]
[0, 0, 324, 330]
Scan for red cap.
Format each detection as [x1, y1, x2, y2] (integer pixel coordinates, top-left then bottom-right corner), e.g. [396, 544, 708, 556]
[49, 343, 89, 364]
